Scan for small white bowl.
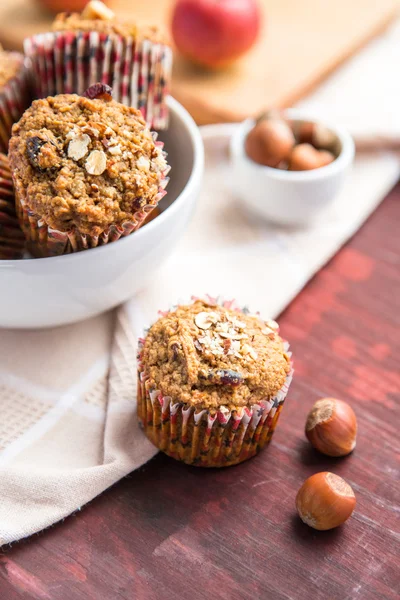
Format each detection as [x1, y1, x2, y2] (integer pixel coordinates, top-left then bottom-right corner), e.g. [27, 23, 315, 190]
[0, 97, 204, 329]
[230, 109, 355, 227]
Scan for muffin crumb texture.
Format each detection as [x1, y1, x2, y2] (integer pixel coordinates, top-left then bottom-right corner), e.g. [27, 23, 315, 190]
[142, 300, 291, 410]
[9, 94, 167, 236]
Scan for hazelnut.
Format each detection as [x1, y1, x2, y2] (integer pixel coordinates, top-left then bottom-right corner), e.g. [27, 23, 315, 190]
[305, 398, 357, 457]
[288, 143, 335, 171]
[318, 150, 336, 167]
[313, 124, 337, 151]
[245, 119, 295, 167]
[296, 472, 356, 530]
[292, 121, 337, 152]
[293, 120, 316, 145]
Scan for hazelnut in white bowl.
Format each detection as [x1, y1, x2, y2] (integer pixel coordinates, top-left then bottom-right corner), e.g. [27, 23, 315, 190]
[230, 109, 355, 227]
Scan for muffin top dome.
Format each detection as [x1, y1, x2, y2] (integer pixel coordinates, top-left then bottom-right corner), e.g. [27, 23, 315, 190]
[53, 1, 167, 43]
[8, 92, 167, 236]
[141, 300, 291, 410]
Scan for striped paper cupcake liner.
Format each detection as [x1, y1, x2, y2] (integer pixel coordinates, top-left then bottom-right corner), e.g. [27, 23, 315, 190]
[14, 159, 169, 258]
[0, 56, 33, 154]
[137, 298, 294, 468]
[24, 31, 173, 130]
[0, 153, 25, 260]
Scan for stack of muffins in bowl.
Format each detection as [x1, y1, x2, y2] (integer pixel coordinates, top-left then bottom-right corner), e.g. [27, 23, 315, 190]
[0, 0, 204, 327]
[7, 0, 173, 258]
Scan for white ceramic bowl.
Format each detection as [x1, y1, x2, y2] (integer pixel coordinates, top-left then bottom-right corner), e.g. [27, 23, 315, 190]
[230, 109, 355, 227]
[0, 97, 204, 329]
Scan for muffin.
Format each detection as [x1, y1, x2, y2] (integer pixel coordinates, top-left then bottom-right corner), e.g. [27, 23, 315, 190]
[137, 298, 293, 467]
[24, 0, 173, 129]
[0, 153, 25, 259]
[0, 47, 32, 154]
[8, 87, 169, 257]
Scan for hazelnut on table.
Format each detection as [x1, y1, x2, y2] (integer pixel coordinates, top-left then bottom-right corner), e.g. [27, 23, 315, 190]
[296, 472, 356, 530]
[305, 397, 357, 457]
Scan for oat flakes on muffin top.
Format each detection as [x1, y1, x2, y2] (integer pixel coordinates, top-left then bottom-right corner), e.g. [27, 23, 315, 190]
[8, 93, 167, 236]
[142, 300, 291, 410]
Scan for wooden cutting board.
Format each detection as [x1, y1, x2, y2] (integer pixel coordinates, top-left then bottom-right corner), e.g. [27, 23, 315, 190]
[0, 0, 399, 124]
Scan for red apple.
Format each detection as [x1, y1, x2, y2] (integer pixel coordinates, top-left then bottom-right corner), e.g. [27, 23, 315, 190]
[171, 0, 261, 69]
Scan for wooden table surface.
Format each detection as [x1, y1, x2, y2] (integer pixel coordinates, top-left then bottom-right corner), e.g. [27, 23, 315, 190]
[0, 185, 399, 599]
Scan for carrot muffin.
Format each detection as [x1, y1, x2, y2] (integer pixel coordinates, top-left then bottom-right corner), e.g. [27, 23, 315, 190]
[0, 153, 25, 259]
[0, 47, 32, 153]
[8, 87, 169, 257]
[24, 0, 173, 129]
[137, 298, 293, 467]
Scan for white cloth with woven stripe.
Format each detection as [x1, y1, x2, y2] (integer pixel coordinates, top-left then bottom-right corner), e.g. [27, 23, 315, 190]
[1, 21, 400, 544]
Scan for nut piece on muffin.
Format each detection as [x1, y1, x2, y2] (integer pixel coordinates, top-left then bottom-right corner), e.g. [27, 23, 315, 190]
[0, 46, 33, 154]
[24, 0, 173, 129]
[137, 298, 293, 467]
[8, 87, 169, 257]
[53, 0, 166, 42]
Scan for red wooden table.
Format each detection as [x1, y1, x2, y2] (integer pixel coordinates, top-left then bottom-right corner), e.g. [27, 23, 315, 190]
[0, 185, 399, 600]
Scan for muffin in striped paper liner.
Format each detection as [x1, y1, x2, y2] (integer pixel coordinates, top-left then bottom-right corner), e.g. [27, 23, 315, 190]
[0, 153, 25, 259]
[137, 297, 293, 468]
[0, 48, 33, 154]
[9, 90, 170, 258]
[24, 1, 173, 130]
